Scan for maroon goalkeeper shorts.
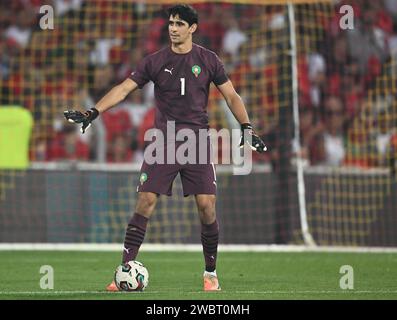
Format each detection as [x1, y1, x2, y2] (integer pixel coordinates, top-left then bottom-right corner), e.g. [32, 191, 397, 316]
[137, 136, 216, 196]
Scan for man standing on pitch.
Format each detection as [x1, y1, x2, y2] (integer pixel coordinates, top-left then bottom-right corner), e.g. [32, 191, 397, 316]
[64, 4, 266, 291]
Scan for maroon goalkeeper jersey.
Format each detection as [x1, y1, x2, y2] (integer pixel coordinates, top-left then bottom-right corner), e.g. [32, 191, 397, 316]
[129, 43, 228, 133]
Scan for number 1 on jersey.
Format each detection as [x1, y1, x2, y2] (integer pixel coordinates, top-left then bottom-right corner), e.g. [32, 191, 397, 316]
[180, 78, 185, 95]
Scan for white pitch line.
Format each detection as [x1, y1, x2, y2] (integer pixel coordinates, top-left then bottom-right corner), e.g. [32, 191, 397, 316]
[185, 290, 397, 295]
[228, 290, 397, 294]
[0, 291, 161, 295]
[1, 243, 397, 253]
[1, 290, 397, 295]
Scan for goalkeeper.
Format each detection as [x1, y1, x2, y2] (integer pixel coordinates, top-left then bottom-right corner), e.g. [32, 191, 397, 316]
[64, 4, 266, 292]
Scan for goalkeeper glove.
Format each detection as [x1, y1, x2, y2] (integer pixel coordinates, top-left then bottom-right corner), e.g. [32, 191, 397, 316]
[63, 108, 99, 134]
[239, 123, 267, 153]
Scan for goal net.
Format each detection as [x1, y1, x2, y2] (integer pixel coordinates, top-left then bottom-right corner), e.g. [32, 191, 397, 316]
[0, 0, 396, 248]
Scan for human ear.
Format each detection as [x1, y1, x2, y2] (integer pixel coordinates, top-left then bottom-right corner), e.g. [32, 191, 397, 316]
[189, 23, 197, 34]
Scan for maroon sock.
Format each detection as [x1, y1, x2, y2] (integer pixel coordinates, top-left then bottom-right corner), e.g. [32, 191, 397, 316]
[201, 220, 219, 272]
[122, 213, 148, 263]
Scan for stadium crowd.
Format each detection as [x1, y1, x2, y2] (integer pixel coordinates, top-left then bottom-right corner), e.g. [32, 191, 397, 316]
[0, 0, 396, 168]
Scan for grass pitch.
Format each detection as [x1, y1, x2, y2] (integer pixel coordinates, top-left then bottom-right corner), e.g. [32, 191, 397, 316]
[0, 251, 396, 300]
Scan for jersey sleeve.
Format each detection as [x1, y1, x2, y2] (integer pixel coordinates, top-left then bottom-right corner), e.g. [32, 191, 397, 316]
[129, 56, 152, 89]
[212, 53, 229, 86]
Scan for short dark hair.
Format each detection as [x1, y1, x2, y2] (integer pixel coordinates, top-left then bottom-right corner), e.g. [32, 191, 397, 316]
[166, 4, 198, 26]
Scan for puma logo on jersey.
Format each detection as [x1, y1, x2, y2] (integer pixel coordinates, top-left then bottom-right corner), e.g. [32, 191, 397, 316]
[164, 67, 173, 75]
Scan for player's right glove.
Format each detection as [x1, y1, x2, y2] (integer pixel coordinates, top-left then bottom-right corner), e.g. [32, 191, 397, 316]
[63, 107, 99, 134]
[239, 123, 267, 153]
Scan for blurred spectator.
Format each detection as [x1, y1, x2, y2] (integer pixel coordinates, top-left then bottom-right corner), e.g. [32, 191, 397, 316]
[47, 122, 89, 161]
[4, 9, 35, 48]
[390, 133, 397, 174]
[101, 106, 136, 163]
[90, 38, 123, 66]
[222, 14, 247, 66]
[327, 34, 349, 76]
[385, 0, 397, 19]
[138, 106, 156, 151]
[346, 3, 390, 75]
[298, 50, 327, 109]
[329, 61, 364, 119]
[53, 0, 82, 17]
[107, 133, 133, 163]
[34, 136, 49, 161]
[268, 8, 286, 31]
[144, 16, 167, 55]
[291, 103, 323, 165]
[249, 44, 267, 70]
[196, 4, 227, 52]
[0, 37, 11, 79]
[91, 65, 114, 101]
[95, 65, 114, 90]
[307, 53, 326, 108]
[317, 96, 347, 166]
[101, 107, 133, 143]
[344, 99, 378, 168]
[228, 44, 254, 93]
[374, 107, 396, 166]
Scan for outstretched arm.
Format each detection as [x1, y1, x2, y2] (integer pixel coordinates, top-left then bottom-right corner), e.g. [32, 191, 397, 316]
[64, 78, 138, 133]
[216, 80, 250, 125]
[94, 78, 138, 114]
[217, 80, 267, 153]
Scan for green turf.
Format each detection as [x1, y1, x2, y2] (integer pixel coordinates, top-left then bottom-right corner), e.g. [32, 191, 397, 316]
[0, 251, 396, 300]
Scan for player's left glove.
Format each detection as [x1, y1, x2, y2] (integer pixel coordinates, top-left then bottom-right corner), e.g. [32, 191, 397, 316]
[239, 123, 267, 153]
[63, 107, 99, 134]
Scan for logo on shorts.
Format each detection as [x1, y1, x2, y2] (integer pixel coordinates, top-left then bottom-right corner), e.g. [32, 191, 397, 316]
[192, 65, 201, 77]
[140, 172, 148, 185]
